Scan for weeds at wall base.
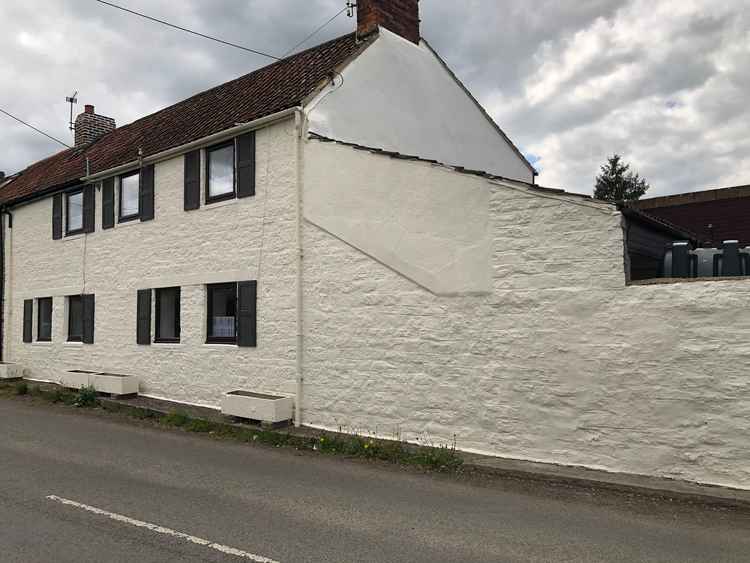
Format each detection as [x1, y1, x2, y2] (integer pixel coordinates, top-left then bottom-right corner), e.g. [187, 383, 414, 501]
[0, 382, 463, 473]
[153, 408, 463, 472]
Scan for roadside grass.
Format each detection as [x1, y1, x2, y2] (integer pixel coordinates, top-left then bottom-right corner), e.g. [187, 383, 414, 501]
[0, 381, 463, 473]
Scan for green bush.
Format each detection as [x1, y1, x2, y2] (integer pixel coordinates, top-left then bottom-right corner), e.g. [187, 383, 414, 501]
[73, 385, 98, 408]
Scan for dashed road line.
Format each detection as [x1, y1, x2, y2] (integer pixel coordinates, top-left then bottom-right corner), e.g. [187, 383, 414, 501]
[46, 495, 280, 563]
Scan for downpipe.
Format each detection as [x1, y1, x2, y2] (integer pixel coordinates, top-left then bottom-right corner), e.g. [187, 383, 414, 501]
[294, 108, 305, 428]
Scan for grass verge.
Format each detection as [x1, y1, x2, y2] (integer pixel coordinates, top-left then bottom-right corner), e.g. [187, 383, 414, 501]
[0, 381, 463, 473]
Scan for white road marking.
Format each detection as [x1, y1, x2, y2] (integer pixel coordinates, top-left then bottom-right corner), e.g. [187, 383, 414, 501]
[46, 495, 280, 563]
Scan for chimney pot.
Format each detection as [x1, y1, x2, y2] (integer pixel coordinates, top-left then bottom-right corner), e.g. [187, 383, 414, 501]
[74, 105, 116, 147]
[357, 0, 420, 44]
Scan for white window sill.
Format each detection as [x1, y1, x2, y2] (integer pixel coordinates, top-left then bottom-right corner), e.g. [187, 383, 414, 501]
[152, 342, 183, 349]
[31, 341, 53, 347]
[114, 218, 142, 229]
[203, 343, 238, 349]
[200, 197, 239, 211]
[64, 342, 84, 348]
[63, 233, 85, 242]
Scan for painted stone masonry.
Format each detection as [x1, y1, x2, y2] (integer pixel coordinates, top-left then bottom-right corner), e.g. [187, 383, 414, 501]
[302, 140, 750, 490]
[5, 119, 300, 405]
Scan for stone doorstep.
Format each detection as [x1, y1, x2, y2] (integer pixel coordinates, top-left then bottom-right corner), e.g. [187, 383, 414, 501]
[6, 382, 750, 510]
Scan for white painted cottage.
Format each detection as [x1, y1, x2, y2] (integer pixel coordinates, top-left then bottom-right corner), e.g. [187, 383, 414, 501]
[3, 0, 750, 490]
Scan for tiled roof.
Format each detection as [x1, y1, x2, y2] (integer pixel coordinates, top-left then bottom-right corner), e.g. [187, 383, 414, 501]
[0, 33, 364, 206]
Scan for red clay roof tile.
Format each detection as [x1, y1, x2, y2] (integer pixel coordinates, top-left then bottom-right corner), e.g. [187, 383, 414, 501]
[1, 32, 363, 206]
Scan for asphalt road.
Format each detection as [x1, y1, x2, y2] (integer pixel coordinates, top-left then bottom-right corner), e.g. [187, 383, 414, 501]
[1, 399, 749, 562]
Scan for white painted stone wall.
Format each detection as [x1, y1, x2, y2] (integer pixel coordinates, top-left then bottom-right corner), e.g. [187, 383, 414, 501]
[4, 118, 300, 406]
[302, 140, 750, 490]
[306, 29, 535, 183]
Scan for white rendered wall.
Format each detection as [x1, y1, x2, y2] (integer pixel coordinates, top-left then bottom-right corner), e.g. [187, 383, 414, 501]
[302, 142, 750, 490]
[306, 29, 535, 183]
[304, 140, 491, 295]
[5, 119, 300, 405]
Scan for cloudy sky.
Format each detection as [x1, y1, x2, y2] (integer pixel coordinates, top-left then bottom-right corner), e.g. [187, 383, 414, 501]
[1, 0, 748, 196]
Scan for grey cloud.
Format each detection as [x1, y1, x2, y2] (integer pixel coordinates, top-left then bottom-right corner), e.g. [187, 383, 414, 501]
[1, 1, 748, 198]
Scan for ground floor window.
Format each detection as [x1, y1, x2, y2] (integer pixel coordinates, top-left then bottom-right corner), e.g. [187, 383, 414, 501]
[207, 283, 237, 344]
[155, 287, 181, 343]
[68, 295, 83, 342]
[37, 297, 53, 341]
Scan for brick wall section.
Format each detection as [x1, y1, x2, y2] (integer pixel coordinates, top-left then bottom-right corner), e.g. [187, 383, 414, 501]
[643, 198, 750, 246]
[358, 0, 420, 44]
[302, 143, 750, 489]
[74, 109, 116, 147]
[5, 119, 300, 405]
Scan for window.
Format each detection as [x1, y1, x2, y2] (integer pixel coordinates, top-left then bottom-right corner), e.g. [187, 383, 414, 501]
[206, 141, 235, 203]
[37, 297, 53, 342]
[155, 287, 181, 343]
[66, 190, 84, 234]
[68, 295, 83, 342]
[207, 283, 237, 343]
[119, 171, 140, 221]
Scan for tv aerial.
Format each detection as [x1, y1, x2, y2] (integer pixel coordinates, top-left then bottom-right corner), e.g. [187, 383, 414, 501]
[66, 91, 78, 132]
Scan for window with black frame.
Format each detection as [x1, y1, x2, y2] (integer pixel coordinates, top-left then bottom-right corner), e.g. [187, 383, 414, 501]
[206, 141, 235, 203]
[206, 283, 237, 343]
[68, 295, 83, 342]
[119, 171, 140, 222]
[66, 190, 84, 235]
[37, 297, 52, 342]
[155, 287, 181, 343]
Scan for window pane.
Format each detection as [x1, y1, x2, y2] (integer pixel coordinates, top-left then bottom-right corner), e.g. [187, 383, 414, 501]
[67, 192, 83, 232]
[208, 284, 236, 340]
[38, 298, 52, 341]
[208, 144, 234, 198]
[156, 287, 180, 341]
[68, 296, 82, 341]
[120, 173, 140, 218]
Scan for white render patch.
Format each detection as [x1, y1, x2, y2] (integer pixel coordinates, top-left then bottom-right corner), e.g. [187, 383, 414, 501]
[306, 29, 534, 183]
[304, 139, 491, 295]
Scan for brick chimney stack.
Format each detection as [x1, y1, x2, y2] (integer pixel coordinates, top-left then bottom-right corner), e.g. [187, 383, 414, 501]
[357, 0, 420, 44]
[74, 104, 116, 147]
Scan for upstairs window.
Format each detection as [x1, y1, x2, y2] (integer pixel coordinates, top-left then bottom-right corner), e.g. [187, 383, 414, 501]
[155, 287, 181, 343]
[37, 297, 53, 342]
[68, 295, 83, 342]
[66, 190, 84, 235]
[119, 171, 140, 222]
[207, 283, 237, 343]
[206, 141, 235, 203]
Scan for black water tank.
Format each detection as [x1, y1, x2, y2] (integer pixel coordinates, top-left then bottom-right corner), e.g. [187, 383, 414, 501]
[714, 240, 744, 277]
[663, 242, 696, 278]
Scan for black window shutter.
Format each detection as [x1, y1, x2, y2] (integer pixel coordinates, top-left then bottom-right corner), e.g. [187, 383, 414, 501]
[140, 164, 155, 221]
[52, 194, 63, 239]
[237, 132, 256, 198]
[137, 289, 151, 345]
[82, 294, 95, 344]
[102, 178, 115, 229]
[83, 184, 95, 233]
[237, 280, 257, 347]
[184, 150, 201, 210]
[23, 299, 33, 343]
